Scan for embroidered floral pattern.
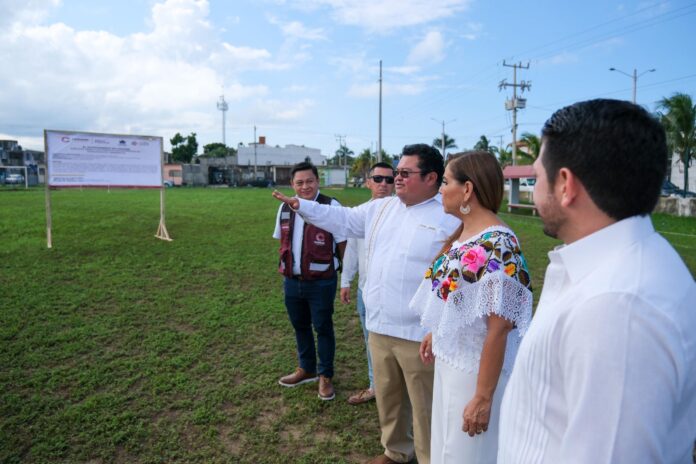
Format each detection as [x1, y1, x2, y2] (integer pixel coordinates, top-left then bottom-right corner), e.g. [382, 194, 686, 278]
[426, 228, 532, 301]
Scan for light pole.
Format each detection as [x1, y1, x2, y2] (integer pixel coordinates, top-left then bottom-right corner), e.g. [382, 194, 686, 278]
[609, 67, 655, 104]
[217, 95, 229, 184]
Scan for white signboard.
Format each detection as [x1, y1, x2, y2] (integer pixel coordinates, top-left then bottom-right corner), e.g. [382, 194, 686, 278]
[45, 130, 163, 187]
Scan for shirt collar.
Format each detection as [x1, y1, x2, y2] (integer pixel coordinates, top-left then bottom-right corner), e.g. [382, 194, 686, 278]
[406, 192, 443, 208]
[550, 215, 655, 283]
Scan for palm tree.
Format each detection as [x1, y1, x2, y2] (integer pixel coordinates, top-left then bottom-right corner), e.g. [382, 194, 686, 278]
[657, 93, 695, 197]
[432, 133, 458, 157]
[517, 132, 541, 163]
[330, 144, 354, 166]
[493, 145, 513, 167]
[473, 135, 497, 154]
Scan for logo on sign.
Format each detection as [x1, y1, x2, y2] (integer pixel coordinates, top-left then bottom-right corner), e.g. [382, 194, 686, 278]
[61, 136, 70, 142]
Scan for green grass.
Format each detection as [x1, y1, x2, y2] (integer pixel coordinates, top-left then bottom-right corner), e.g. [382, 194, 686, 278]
[1, 187, 694, 463]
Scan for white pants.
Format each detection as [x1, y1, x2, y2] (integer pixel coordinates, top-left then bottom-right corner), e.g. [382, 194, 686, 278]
[431, 357, 508, 464]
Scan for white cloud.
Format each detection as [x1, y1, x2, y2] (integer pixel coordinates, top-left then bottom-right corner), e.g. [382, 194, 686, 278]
[0, 0, 305, 150]
[407, 31, 446, 65]
[269, 16, 326, 40]
[0, 0, 60, 28]
[299, 0, 471, 33]
[246, 98, 316, 123]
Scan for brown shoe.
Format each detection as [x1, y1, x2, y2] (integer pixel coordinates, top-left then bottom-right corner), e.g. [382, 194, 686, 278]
[347, 387, 375, 405]
[278, 367, 318, 387]
[366, 454, 402, 464]
[318, 375, 335, 401]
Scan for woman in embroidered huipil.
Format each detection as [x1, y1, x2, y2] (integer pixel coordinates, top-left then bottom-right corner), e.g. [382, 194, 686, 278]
[410, 151, 533, 464]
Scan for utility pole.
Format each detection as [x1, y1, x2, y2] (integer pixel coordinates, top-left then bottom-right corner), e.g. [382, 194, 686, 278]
[335, 134, 347, 186]
[499, 61, 531, 166]
[378, 60, 383, 162]
[431, 118, 456, 159]
[217, 94, 229, 184]
[609, 67, 655, 104]
[253, 125, 257, 178]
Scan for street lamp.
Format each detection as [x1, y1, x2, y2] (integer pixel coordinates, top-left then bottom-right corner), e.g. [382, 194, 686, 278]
[609, 67, 656, 104]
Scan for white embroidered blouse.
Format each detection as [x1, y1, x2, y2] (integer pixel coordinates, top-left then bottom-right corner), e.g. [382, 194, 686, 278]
[410, 225, 533, 374]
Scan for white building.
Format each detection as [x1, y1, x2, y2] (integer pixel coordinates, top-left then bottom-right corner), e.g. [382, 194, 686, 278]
[236, 137, 327, 185]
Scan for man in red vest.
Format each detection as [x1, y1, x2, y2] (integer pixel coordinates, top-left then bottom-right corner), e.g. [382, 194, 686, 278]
[273, 162, 346, 400]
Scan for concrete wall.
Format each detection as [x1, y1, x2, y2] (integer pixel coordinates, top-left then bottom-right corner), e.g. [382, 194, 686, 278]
[654, 196, 696, 217]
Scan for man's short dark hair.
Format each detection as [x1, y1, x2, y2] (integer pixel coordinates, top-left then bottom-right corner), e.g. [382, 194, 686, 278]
[291, 161, 318, 180]
[370, 162, 394, 173]
[541, 99, 667, 220]
[401, 143, 445, 186]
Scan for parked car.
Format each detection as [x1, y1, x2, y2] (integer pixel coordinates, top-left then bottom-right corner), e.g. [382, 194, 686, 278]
[163, 180, 175, 188]
[5, 173, 24, 185]
[661, 180, 696, 197]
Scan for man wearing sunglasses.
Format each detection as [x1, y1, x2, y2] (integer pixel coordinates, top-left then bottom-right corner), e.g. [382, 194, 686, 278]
[273, 144, 459, 464]
[340, 162, 395, 406]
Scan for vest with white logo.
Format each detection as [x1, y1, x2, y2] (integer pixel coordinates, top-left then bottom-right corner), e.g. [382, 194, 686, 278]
[278, 193, 338, 280]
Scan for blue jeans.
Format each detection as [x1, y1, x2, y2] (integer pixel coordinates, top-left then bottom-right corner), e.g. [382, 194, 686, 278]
[356, 288, 374, 389]
[283, 276, 337, 378]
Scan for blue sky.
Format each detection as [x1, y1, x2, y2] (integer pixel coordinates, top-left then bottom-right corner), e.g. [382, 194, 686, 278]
[1, 0, 694, 158]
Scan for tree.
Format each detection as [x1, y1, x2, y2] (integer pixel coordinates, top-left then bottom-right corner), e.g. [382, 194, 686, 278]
[473, 135, 497, 154]
[657, 93, 696, 197]
[328, 144, 355, 166]
[493, 145, 513, 167]
[349, 148, 394, 179]
[517, 132, 541, 163]
[432, 133, 457, 156]
[170, 132, 198, 163]
[202, 143, 236, 158]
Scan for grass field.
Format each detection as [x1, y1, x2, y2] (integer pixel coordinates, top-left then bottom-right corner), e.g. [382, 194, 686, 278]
[1, 187, 694, 463]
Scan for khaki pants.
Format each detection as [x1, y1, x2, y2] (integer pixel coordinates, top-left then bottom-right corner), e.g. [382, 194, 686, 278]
[369, 332, 434, 464]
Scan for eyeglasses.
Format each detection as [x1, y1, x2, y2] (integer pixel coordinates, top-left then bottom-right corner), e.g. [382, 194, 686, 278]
[394, 169, 425, 179]
[370, 175, 394, 184]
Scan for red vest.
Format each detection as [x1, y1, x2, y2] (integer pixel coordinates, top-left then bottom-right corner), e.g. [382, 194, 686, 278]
[278, 193, 339, 280]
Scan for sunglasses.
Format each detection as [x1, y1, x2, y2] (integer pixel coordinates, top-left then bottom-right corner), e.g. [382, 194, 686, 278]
[371, 175, 395, 184]
[394, 169, 426, 179]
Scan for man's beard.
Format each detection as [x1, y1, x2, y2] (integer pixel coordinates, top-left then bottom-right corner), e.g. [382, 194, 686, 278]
[539, 194, 564, 240]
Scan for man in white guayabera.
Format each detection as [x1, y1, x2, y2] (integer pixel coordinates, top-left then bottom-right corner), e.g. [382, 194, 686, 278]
[498, 99, 696, 464]
[340, 162, 395, 406]
[273, 144, 459, 464]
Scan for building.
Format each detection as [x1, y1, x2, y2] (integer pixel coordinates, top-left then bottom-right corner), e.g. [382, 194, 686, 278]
[0, 140, 45, 185]
[236, 136, 327, 185]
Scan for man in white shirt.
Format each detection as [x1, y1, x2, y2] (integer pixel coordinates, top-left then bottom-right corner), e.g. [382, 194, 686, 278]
[340, 162, 395, 405]
[273, 144, 460, 464]
[498, 99, 696, 464]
